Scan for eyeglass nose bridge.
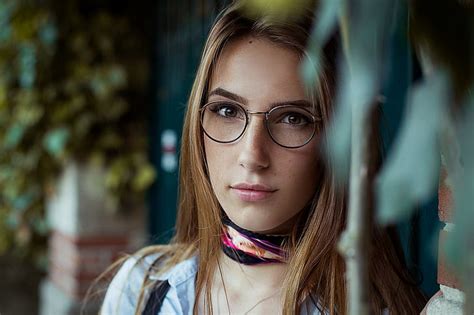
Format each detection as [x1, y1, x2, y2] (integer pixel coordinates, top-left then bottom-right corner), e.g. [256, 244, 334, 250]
[245, 109, 269, 119]
[236, 110, 271, 145]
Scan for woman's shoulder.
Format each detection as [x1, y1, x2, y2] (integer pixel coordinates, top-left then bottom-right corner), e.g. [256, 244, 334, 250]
[100, 245, 198, 315]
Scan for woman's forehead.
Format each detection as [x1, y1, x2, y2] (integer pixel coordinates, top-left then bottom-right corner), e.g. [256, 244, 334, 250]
[209, 36, 308, 106]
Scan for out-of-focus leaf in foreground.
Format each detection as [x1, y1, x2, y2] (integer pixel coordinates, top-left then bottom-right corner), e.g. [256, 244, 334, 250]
[301, 0, 345, 88]
[324, 0, 396, 180]
[240, 0, 314, 21]
[43, 127, 70, 158]
[376, 71, 449, 224]
[299, 0, 346, 178]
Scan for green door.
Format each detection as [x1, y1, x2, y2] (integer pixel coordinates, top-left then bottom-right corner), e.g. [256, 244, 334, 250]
[149, 0, 230, 243]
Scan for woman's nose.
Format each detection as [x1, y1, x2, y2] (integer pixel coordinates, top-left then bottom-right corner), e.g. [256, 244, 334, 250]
[237, 115, 270, 171]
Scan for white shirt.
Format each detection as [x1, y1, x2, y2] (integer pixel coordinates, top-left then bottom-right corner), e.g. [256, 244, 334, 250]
[101, 253, 329, 315]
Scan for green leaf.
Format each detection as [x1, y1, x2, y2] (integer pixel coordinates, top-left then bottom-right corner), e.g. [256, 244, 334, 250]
[131, 164, 156, 191]
[300, 0, 345, 87]
[12, 194, 34, 212]
[90, 65, 126, 100]
[6, 212, 20, 229]
[43, 127, 70, 157]
[4, 122, 26, 149]
[3, 180, 20, 205]
[0, 1, 15, 42]
[312, 0, 396, 182]
[0, 84, 7, 107]
[32, 216, 50, 235]
[105, 158, 128, 189]
[10, 185, 39, 212]
[376, 71, 449, 224]
[19, 43, 36, 89]
[107, 65, 127, 88]
[39, 19, 57, 47]
[325, 78, 352, 180]
[0, 166, 15, 182]
[15, 103, 43, 126]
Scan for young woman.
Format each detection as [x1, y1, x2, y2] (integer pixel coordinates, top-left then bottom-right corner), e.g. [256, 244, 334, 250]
[100, 2, 426, 314]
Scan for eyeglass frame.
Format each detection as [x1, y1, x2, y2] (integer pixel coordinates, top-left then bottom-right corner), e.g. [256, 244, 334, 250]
[199, 100, 321, 149]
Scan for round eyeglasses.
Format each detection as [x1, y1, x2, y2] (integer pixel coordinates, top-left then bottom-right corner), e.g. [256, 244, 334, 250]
[200, 101, 320, 149]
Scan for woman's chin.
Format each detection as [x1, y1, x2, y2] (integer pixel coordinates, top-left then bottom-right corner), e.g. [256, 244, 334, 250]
[227, 215, 289, 234]
[238, 212, 300, 235]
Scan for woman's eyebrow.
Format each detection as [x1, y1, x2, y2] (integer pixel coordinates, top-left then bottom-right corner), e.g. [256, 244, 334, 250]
[208, 87, 248, 104]
[269, 100, 312, 108]
[208, 87, 312, 109]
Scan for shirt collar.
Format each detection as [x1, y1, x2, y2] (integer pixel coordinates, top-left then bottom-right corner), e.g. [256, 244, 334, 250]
[148, 255, 198, 287]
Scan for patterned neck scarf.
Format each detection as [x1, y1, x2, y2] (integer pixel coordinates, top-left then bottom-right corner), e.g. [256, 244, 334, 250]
[220, 215, 289, 265]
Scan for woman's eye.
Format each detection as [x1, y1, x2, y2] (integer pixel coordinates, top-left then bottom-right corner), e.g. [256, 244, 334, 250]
[218, 106, 237, 117]
[280, 113, 309, 125]
[209, 103, 242, 119]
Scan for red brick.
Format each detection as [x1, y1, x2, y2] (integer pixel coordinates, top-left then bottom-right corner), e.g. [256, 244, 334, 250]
[437, 230, 461, 289]
[438, 168, 454, 223]
[48, 230, 131, 299]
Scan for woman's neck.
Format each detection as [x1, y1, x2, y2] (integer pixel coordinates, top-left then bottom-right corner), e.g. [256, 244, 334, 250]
[217, 252, 287, 291]
[213, 253, 287, 302]
[201, 252, 287, 314]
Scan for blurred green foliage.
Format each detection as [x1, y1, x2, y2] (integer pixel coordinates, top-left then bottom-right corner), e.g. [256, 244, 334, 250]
[0, 0, 155, 266]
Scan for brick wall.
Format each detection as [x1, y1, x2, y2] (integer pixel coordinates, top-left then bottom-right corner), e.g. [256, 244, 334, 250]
[425, 168, 465, 314]
[40, 162, 145, 315]
[48, 231, 129, 299]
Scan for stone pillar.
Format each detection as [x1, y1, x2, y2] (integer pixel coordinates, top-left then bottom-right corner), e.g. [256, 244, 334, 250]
[39, 162, 145, 315]
[425, 168, 465, 314]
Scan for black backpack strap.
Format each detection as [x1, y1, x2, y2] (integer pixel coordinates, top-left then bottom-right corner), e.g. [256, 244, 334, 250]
[142, 280, 171, 315]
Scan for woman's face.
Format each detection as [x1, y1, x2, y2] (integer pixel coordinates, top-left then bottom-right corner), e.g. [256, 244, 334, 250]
[204, 36, 321, 234]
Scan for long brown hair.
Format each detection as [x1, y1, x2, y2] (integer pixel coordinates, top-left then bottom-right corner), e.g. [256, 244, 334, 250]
[102, 2, 426, 314]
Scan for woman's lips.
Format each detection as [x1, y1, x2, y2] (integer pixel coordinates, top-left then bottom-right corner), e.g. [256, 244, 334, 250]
[230, 183, 277, 202]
